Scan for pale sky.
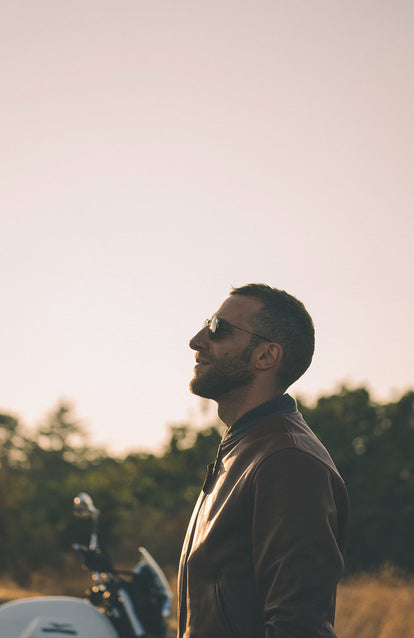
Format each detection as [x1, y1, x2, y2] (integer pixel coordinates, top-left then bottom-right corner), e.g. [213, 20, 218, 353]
[1, 1, 413, 455]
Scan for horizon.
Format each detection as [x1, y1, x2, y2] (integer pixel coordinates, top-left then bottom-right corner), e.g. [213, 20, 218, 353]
[2, 379, 412, 458]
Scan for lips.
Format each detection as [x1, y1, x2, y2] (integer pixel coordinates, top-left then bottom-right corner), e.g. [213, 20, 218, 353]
[195, 362, 209, 370]
[194, 357, 210, 372]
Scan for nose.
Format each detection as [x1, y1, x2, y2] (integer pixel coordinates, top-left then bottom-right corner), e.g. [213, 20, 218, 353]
[189, 326, 210, 351]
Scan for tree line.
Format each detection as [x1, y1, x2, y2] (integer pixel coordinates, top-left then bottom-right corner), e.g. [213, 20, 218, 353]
[1, 386, 413, 586]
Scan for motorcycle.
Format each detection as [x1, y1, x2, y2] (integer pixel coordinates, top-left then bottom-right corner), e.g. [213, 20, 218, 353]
[0, 492, 173, 638]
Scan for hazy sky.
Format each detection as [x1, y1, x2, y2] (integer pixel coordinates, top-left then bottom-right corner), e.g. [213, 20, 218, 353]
[1, 1, 413, 455]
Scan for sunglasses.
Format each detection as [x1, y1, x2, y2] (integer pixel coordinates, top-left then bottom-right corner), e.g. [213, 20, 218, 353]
[202, 315, 272, 342]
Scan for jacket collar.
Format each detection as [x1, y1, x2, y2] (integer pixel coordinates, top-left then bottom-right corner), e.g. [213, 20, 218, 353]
[224, 393, 297, 441]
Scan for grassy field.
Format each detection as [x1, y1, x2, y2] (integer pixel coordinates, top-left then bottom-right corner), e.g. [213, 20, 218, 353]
[335, 570, 414, 638]
[1, 567, 414, 637]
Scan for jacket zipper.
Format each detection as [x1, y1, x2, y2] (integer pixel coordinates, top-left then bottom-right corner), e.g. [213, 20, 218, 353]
[178, 444, 223, 636]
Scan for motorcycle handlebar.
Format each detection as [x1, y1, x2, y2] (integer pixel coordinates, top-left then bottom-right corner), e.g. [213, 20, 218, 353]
[72, 543, 89, 553]
[72, 544, 113, 573]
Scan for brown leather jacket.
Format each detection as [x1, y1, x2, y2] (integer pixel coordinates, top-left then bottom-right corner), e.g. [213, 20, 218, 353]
[177, 402, 349, 638]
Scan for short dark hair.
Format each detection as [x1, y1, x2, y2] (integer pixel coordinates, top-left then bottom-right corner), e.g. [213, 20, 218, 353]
[230, 283, 315, 390]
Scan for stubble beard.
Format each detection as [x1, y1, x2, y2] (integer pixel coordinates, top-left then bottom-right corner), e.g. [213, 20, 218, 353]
[190, 346, 255, 401]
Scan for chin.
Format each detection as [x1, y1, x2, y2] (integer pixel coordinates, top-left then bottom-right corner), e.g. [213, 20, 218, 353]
[189, 379, 216, 400]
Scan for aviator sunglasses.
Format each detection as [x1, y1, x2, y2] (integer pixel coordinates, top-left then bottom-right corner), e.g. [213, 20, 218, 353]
[202, 315, 272, 342]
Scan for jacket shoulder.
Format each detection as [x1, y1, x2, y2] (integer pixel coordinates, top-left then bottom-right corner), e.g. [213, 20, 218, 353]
[229, 410, 343, 481]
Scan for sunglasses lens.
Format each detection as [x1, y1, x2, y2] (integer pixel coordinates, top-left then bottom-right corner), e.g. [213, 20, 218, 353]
[210, 315, 219, 338]
[202, 317, 216, 339]
[202, 316, 225, 339]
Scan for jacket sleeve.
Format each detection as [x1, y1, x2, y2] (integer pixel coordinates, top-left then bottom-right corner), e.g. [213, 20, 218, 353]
[250, 448, 346, 638]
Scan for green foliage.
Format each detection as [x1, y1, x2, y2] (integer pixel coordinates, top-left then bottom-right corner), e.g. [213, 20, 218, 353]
[1, 388, 414, 586]
[299, 387, 414, 573]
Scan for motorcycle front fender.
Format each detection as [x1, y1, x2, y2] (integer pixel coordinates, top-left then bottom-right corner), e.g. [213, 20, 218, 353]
[0, 595, 118, 638]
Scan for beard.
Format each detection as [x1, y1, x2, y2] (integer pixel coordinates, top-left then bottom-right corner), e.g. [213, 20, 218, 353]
[190, 346, 255, 400]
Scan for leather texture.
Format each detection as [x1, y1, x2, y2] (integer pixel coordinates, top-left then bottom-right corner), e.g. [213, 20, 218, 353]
[177, 409, 349, 638]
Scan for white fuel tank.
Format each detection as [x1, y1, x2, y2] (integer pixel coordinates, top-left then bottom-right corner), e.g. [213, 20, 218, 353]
[0, 596, 118, 638]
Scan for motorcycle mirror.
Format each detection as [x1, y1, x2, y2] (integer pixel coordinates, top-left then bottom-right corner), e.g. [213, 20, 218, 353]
[73, 492, 100, 520]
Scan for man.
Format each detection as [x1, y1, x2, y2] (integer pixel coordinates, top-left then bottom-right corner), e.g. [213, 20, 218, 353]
[177, 284, 349, 638]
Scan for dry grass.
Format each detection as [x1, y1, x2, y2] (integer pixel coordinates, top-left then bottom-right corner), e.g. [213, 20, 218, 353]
[335, 569, 414, 638]
[0, 576, 43, 603]
[0, 555, 92, 602]
[2, 566, 414, 638]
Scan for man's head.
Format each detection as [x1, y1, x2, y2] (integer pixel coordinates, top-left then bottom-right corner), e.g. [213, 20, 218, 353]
[189, 284, 314, 401]
[230, 284, 315, 391]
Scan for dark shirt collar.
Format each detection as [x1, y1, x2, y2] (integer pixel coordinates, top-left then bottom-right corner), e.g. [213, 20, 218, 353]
[225, 393, 297, 440]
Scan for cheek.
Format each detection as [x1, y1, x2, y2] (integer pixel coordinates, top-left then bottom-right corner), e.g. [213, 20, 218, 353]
[217, 348, 232, 360]
[211, 343, 230, 358]
[217, 342, 243, 359]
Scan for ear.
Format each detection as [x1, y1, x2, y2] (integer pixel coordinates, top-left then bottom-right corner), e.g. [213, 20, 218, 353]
[255, 343, 283, 371]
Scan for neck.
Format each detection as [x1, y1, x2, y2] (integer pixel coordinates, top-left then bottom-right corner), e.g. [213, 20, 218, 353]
[216, 384, 284, 428]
